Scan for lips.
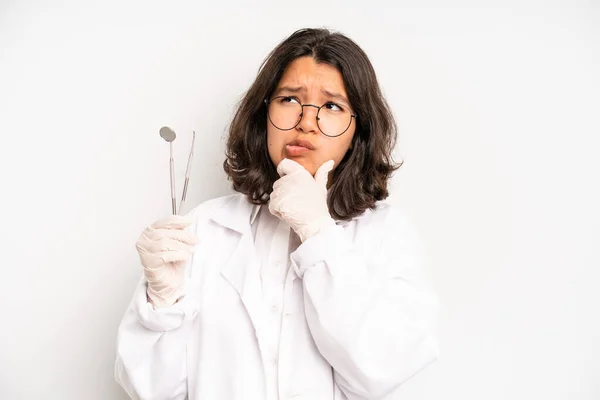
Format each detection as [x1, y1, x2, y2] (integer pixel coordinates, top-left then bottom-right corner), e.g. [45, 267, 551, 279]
[287, 138, 316, 150]
[285, 138, 315, 157]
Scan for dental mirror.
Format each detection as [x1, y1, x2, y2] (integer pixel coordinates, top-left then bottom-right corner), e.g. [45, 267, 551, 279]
[159, 126, 176, 142]
[159, 126, 177, 215]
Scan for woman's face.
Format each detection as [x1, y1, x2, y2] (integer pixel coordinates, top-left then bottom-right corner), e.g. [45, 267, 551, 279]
[267, 56, 356, 177]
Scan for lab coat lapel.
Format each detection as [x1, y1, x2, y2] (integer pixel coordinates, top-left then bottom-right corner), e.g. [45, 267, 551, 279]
[211, 195, 264, 331]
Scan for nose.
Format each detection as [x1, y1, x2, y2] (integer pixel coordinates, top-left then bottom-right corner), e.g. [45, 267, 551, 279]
[296, 104, 320, 135]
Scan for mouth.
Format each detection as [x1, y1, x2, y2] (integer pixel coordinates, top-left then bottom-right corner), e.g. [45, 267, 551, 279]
[285, 138, 316, 157]
[287, 138, 316, 150]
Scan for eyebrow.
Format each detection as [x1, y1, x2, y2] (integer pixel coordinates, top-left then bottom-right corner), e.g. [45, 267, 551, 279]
[272, 86, 303, 97]
[321, 89, 350, 106]
[272, 86, 351, 106]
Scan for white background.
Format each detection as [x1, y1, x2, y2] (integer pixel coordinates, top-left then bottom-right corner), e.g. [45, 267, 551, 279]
[1, 1, 599, 399]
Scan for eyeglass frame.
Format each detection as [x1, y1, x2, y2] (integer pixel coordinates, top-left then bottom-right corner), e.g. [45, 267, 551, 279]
[264, 96, 358, 138]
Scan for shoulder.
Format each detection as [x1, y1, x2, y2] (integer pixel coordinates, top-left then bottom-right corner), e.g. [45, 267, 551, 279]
[348, 199, 421, 246]
[350, 199, 412, 229]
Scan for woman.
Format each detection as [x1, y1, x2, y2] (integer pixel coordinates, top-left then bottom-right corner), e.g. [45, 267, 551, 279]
[115, 28, 439, 400]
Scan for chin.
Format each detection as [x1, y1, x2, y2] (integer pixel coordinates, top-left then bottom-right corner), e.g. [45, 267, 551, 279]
[293, 158, 317, 174]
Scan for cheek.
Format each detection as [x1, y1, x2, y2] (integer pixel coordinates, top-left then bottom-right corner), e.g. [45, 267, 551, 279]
[267, 128, 283, 164]
[324, 136, 354, 164]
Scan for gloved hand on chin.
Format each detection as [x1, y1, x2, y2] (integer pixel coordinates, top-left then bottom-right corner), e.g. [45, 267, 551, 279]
[268, 158, 337, 242]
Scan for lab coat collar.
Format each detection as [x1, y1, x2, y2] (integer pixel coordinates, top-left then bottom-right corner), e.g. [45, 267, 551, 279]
[210, 194, 265, 336]
[250, 203, 261, 225]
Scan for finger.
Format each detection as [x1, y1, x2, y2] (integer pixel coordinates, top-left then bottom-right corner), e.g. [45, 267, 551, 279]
[272, 172, 296, 192]
[142, 237, 197, 254]
[156, 250, 192, 265]
[157, 238, 197, 253]
[268, 206, 282, 221]
[165, 231, 199, 245]
[276, 158, 304, 177]
[314, 159, 335, 188]
[144, 258, 187, 272]
[146, 229, 199, 245]
[150, 215, 194, 230]
[271, 179, 299, 201]
[141, 250, 191, 270]
[268, 193, 283, 219]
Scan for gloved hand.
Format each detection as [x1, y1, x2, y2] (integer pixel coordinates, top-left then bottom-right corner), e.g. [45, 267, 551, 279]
[135, 214, 199, 308]
[268, 158, 337, 242]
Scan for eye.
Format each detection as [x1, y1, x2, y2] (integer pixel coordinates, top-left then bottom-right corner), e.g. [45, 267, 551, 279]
[278, 96, 300, 104]
[324, 102, 343, 112]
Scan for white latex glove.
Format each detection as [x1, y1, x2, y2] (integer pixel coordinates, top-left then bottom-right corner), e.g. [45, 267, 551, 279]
[268, 158, 337, 242]
[135, 215, 199, 308]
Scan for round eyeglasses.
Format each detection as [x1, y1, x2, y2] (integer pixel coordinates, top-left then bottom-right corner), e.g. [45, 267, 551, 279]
[264, 96, 357, 138]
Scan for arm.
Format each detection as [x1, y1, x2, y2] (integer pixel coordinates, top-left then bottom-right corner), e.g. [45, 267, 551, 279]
[290, 207, 439, 399]
[115, 211, 201, 399]
[115, 277, 200, 400]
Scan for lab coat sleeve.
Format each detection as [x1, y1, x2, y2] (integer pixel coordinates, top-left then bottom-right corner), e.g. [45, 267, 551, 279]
[290, 206, 439, 399]
[114, 277, 200, 400]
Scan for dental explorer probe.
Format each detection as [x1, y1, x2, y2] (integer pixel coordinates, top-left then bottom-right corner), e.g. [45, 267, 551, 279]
[179, 131, 195, 214]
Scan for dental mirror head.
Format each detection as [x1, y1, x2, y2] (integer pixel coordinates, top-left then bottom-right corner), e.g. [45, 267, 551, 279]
[159, 126, 176, 142]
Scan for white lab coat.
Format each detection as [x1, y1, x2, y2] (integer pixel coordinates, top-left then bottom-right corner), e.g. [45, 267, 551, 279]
[115, 193, 439, 400]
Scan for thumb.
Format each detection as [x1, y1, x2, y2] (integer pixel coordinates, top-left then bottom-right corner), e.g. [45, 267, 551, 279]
[314, 160, 335, 189]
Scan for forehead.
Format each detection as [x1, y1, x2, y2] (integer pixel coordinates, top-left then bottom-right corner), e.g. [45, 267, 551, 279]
[277, 57, 347, 95]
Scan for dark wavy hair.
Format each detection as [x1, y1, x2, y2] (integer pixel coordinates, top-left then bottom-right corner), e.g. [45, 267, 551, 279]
[223, 28, 401, 221]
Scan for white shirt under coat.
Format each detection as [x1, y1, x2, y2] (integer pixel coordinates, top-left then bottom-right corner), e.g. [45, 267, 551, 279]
[115, 193, 439, 400]
[252, 205, 302, 400]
